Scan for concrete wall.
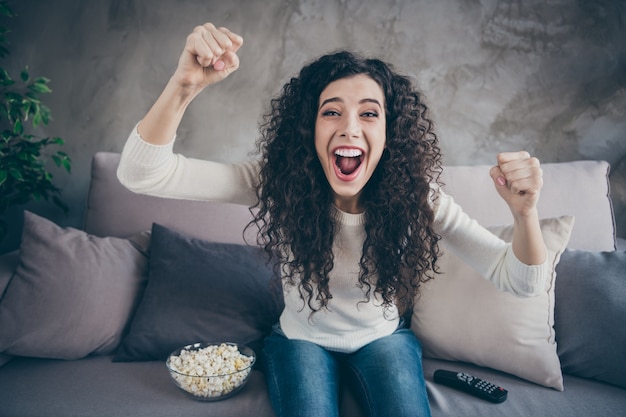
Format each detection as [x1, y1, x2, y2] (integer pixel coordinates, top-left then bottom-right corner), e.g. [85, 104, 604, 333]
[2, 0, 625, 252]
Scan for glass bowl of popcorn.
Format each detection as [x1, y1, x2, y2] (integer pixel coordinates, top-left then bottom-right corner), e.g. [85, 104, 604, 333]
[166, 342, 256, 401]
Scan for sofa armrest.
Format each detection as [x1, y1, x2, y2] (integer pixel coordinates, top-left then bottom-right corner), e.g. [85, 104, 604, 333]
[0, 250, 18, 368]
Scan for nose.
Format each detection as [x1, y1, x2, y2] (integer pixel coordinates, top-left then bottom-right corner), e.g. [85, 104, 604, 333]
[340, 112, 361, 139]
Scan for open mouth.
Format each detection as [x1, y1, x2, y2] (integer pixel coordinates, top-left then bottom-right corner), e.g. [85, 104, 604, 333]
[334, 148, 363, 176]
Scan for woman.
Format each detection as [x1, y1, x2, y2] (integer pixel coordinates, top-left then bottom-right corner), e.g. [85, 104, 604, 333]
[117, 23, 547, 417]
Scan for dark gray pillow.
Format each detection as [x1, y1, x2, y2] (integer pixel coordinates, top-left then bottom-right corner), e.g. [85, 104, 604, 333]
[0, 211, 149, 359]
[554, 249, 626, 388]
[114, 223, 283, 361]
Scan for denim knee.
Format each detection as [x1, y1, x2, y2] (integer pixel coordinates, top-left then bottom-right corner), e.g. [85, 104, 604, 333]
[263, 329, 341, 417]
[344, 329, 431, 417]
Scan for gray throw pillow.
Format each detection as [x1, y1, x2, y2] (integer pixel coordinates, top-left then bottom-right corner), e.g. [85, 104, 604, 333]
[0, 211, 149, 359]
[114, 223, 284, 361]
[554, 249, 626, 389]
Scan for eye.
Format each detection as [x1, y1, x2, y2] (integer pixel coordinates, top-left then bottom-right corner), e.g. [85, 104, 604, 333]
[321, 109, 340, 117]
[361, 111, 379, 118]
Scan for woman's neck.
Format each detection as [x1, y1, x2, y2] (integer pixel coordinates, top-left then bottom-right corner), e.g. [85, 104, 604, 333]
[333, 195, 364, 214]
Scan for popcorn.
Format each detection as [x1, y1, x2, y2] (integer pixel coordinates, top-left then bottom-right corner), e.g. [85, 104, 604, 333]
[167, 343, 254, 399]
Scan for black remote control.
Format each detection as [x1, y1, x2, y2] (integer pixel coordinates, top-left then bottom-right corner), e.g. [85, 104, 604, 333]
[433, 370, 508, 403]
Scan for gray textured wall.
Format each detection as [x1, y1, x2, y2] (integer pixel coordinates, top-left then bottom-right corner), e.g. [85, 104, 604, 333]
[2, 0, 625, 252]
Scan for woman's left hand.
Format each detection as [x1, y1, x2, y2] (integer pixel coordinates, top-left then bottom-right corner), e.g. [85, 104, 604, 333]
[490, 151, 543, 219]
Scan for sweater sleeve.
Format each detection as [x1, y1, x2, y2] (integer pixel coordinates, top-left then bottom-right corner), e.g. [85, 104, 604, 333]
[431, 187, 549, 297]
[116, 124, 259, 206]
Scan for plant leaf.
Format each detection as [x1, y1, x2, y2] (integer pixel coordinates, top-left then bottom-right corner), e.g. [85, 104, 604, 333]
[37, 105, 51, 125]
[20, 99, 31, 121]
[0, 67, 13, 85]
[8, 168, 23, 181]
[4, 91, 21, 102]
[28, 81, 52, 94]
[24, 91, 40, 103]
[62, 158, 71, 173]
[0, 9, 73, 219]
[12, 118, 23, 135]
[31, 110, 41, 127]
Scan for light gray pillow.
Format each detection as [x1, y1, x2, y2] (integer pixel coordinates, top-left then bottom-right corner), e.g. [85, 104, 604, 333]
[412, 216, 574, 391]
[555, 249, 626, 389]
[0, 211, 149, 359]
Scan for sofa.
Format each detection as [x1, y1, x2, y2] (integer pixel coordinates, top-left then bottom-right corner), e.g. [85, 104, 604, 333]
[0, 152, 624, 417]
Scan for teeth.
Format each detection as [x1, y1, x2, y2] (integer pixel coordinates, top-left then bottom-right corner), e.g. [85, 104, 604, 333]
[334, 148, 363, 158]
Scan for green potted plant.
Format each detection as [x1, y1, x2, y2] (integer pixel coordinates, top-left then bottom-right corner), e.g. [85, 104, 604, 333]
[0, 0, 71, 242]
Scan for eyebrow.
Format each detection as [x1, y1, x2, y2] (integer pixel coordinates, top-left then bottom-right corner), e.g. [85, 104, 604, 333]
[319, 97, 383, 109]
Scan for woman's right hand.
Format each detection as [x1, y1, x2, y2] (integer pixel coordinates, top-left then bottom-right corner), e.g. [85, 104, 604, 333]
[173, 23, 244, 93]
[134, 23, 243, 146]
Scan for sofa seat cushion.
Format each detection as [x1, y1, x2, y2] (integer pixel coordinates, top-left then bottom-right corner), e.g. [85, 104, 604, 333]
[422, 358, 626, 417]
[0, 355, 277, 417]
[0, 356, 624, 417]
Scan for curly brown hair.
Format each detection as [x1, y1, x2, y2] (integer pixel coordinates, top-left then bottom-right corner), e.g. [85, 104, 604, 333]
[249, 50, 442, 316]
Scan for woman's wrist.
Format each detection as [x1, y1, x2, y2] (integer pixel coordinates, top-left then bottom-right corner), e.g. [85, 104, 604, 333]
[512, 209, 547, 266]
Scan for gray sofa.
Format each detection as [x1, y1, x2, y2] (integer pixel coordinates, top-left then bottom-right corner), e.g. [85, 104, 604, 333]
[0, 152, 624, 417]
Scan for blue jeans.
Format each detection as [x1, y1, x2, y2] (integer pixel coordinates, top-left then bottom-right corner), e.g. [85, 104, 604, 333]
[262, 323, 431, 417]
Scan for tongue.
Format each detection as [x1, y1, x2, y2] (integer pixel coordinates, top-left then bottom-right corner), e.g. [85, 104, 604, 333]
[337, 156, 361, 175]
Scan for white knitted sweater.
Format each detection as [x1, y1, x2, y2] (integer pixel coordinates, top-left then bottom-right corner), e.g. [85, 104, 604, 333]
[117, 126, 548, 353]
